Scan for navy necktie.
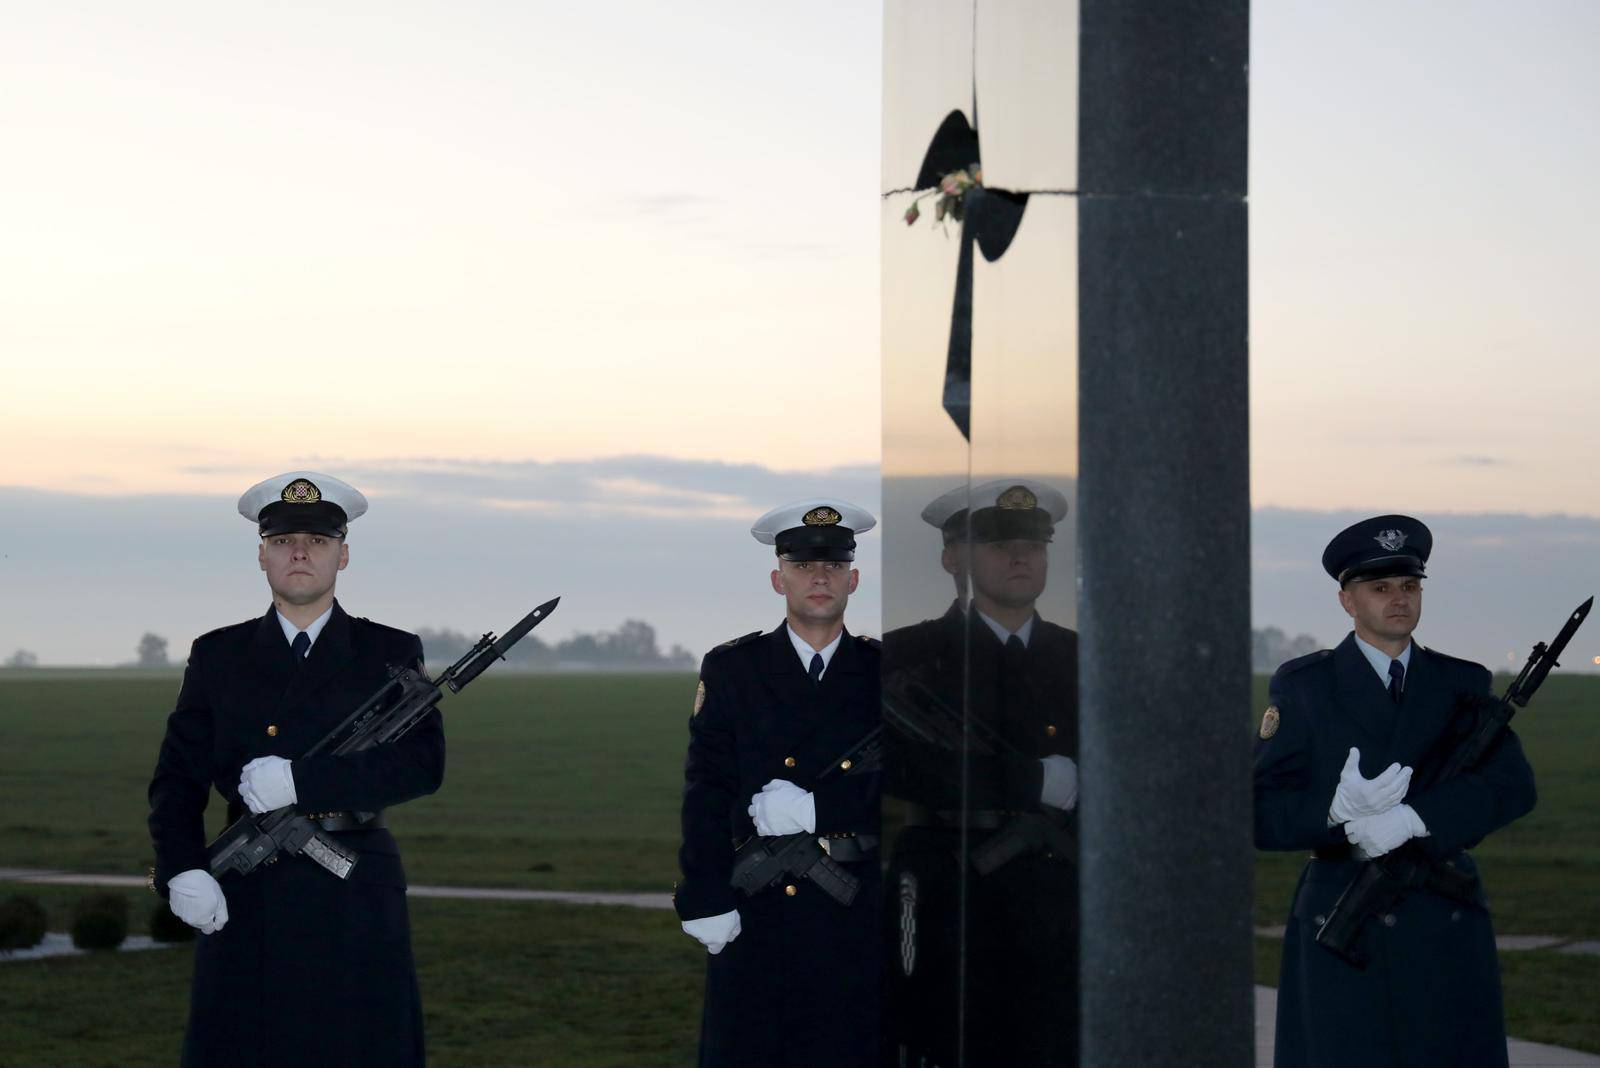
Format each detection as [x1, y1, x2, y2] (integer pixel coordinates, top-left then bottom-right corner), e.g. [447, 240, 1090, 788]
[808, 653, 824, 683]
[291, 631, 311, 662]
[1006, 635, 1026, 654]
[1387, 659, 1404, 703]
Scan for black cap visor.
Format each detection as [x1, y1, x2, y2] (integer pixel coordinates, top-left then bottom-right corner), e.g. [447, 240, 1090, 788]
[943, 508, 1055, 544]
[258, 501, 349, 538]
[1338, 554, 1426, 586]
[775, 525, 856, 562]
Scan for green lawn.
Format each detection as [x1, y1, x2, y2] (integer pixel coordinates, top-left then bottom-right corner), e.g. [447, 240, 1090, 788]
[2, 669, 1595, 1061]
[0, 882, 701, 1068]
[0, 671, 696, 892]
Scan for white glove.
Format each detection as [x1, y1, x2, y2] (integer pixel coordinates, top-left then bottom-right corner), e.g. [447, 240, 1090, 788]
[168, 868, 229, 934]
[1039, 755, 1079, 812]
[748, 779, 816, 836]
[681, 910, 742, 954]
[1344, 804, 1428, 858]
[1329, 747, 1412, 825]
[239, 755, 297, 814]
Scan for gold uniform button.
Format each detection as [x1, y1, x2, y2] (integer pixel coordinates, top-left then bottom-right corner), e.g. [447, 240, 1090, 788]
[784, 884, 797, 896]
[840, 759, 852, 770]
[1045, 725, 1058, 737]
[784, 756, 796, 768]
[266, 725, 278, 737]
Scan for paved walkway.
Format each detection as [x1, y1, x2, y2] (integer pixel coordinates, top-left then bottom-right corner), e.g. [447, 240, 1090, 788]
[0, 867, 674, 909]
[4, 869, 1595, 1064]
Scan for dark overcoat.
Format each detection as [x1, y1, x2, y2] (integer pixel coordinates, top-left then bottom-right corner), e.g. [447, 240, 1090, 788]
[881, 602, 1079, 1067]
[675, 622, 882, 1068]
[148, 601, 444, 1068]
[1254, 634, 1536, 1068]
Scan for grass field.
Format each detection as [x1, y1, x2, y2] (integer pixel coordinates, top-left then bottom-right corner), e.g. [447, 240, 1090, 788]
[0, 671, 694, 892]
[0, 883, 701, 1068]
[1, 669, 1595, 1062]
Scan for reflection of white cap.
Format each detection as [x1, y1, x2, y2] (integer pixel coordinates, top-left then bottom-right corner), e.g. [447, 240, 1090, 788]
[238, 471, 369, 537]
[921, 479, 1068, 543]
[751, 499, 877, 561]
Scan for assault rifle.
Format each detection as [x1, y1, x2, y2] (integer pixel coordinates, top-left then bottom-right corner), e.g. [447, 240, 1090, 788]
[207, 597, 560, 881]
[882, 671, 1077, 875]
[729, 727, 882, 907]
[1314, 597, 1592, 967]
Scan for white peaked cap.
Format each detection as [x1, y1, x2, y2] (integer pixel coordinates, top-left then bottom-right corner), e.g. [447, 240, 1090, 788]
[920, 479, 1069, 528]
[751, 498, 876, 560]
[237, 471, 369, 535]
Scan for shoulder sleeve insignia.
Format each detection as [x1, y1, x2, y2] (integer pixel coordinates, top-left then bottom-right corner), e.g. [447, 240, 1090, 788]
[1259, 705, 1281, 740]
[693, 679, 707, 716]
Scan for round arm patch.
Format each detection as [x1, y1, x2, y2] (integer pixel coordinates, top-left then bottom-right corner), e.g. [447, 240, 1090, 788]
[1259, 705, 1280, 739]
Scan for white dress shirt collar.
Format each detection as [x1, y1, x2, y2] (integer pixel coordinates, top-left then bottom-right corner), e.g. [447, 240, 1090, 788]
[788, 625, 844, 679]
[1353, 633, 1412, 688]
[977, 610, 1035, 649]
[277, 604, 334, 651]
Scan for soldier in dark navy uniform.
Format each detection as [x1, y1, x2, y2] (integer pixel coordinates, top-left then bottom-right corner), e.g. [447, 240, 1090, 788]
[1255, 514, 1536, 1068]
[675, 498, 882, 1068]
[147, 471, 442, 1067]
[881, 479, 1079, 1067]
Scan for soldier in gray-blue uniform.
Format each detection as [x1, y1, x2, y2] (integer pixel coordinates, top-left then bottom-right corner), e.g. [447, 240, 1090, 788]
[147, 472, 442, 1067]
[1255, 514, 1536, 1068]
[675, 499, 882, 1068]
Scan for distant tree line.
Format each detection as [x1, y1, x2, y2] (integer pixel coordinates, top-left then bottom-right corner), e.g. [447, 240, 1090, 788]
[1253, 626, 1324, 672]
[417, 619, 695, 671]
[2, 624, 694, 671]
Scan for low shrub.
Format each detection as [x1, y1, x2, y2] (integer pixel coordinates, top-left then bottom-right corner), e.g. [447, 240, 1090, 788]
[70, 893, 130, 951]
[0, 894, 49, 950]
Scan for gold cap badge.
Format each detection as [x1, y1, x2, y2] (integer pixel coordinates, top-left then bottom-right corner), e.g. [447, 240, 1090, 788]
[281, 478, 322, 505]
[996, 485, 1037, 510]
[1259, 706, 1280, 740]
[803, 506, 842, 526]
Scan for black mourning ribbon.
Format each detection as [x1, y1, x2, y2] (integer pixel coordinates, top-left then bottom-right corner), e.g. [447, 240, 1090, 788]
[914, 110, 1030, 440]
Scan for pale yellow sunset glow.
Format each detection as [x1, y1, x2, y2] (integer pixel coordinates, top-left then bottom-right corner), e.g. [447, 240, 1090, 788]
[1, 4, 881, 496]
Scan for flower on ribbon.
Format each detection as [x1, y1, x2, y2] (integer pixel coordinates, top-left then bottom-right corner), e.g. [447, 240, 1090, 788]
[903, 164, 983, 230]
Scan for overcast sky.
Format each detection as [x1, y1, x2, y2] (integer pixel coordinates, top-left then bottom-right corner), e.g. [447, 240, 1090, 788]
[1, 3, 1596, 665]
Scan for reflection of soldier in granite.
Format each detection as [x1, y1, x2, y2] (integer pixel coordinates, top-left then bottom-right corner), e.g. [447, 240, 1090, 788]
[882, 480, 1078, 1067]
